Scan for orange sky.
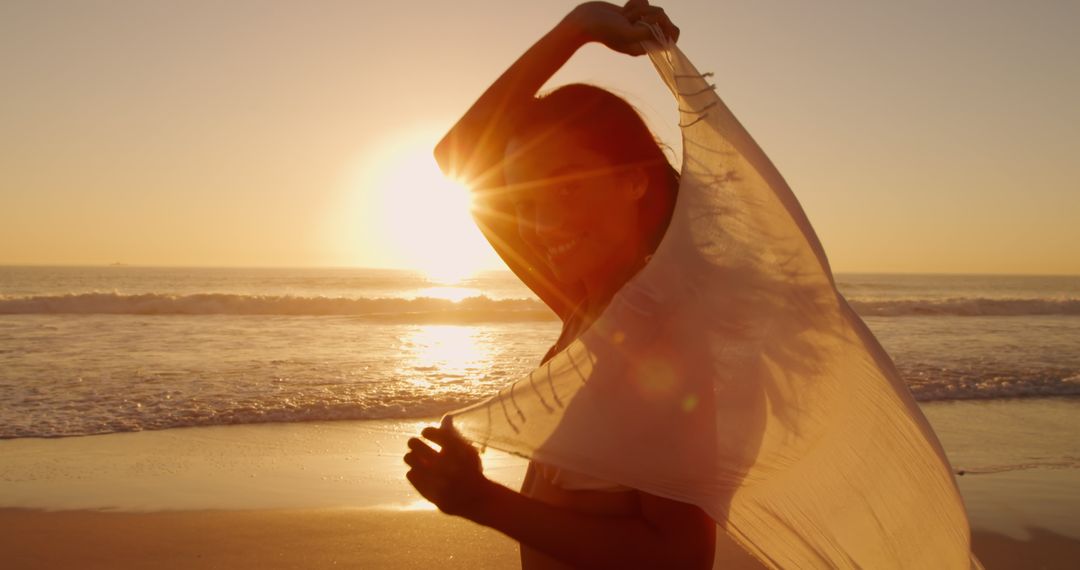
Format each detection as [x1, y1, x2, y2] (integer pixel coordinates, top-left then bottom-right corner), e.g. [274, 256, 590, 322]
[2, 1, 1078, 275]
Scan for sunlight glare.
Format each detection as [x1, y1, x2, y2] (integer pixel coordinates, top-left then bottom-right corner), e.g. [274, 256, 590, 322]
[365, 138, 500, 283]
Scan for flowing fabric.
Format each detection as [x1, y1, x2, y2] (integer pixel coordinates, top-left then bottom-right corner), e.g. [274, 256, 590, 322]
[446, 30, 981, 569]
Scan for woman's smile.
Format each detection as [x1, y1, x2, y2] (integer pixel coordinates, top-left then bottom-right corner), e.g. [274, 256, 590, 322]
[504, 132, 649, 288]
[544, 235, 583, 262]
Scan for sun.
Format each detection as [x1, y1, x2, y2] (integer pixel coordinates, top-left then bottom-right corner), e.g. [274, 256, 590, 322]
[366, 136, 500, 283]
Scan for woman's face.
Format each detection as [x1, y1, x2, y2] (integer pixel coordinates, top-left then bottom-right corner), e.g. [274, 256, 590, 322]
[503, 130, 646, 286]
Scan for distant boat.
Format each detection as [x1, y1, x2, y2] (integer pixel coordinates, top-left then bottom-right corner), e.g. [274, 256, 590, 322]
[109, 262, 129, 267]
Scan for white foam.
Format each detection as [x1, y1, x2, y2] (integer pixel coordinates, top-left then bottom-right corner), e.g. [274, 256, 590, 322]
[0, 292, 555, 321]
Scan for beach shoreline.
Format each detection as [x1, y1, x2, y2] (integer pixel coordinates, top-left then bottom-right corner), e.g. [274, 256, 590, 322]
[2, 400, 1078, 568]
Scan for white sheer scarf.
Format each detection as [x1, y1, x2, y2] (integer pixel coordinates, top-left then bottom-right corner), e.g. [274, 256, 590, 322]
[447, 30, 982, 569]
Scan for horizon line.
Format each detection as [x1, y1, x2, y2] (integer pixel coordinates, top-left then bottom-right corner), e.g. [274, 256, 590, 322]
[1, 263, 1078, 278]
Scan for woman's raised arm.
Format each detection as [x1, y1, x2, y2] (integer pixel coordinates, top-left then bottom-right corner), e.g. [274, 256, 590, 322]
[433, 1, 675, 187]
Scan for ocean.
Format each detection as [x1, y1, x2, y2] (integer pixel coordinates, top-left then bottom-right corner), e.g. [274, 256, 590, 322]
[1, 266, 1078, 440]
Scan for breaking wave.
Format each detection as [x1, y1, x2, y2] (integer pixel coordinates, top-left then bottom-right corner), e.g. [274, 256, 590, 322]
[4, 371, 1077, 439]
[0, 293, 556, 322]
[2, 293, 1079, 318]
[849, 297, 1080, 317]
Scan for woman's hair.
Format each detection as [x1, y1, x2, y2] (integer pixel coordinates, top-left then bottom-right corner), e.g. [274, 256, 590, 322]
[509, 83, 679, 256]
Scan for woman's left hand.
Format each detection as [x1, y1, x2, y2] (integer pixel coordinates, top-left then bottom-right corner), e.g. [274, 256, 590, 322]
[564, 1, 678, 57]
[622, 0, 680, 43]
[404, 416, 493, 518]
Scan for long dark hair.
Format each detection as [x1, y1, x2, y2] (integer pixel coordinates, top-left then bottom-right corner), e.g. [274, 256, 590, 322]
[509, 83, 679, 257]
[510, 84, 680, 364]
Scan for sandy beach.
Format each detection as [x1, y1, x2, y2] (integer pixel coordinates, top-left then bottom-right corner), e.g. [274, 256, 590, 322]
[2, 399, 1078, 569]
[3, 509, 1078, 570]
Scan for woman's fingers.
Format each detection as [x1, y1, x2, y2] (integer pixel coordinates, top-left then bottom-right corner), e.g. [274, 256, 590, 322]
[623, 3, 660, 22]
[420, 425, 455, 449]
[406, 468, 447, 499]
[405, 442, 452, 500]
[623, 3, 678, 43]
[407, 436, 431, 451]
[403, 451, 424, 469]
[658, 18, 679, 42]
[627, 23, 657, 43]
[421, 417, 477, 457]
[407, 436, 437, 454]
[416, 420, 483, 481]
[404, 437, 439, 469]
[406, 437, 437, 462]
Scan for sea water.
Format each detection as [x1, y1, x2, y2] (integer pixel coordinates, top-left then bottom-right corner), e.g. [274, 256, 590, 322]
[1, 266, 1078, 439]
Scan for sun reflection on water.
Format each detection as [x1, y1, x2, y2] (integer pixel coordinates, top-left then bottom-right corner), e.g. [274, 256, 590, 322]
[399, 324, 493, 389]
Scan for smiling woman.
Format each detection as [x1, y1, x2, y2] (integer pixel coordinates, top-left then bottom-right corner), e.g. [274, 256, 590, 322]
[348, 133, 501, 283]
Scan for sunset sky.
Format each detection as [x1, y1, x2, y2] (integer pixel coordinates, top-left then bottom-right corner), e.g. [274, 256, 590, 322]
[2, 0, 1078, 275]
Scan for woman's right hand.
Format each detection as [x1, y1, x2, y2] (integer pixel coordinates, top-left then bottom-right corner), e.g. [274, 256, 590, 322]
[404, 416, 493, 519]
[565, 1, 679, 56]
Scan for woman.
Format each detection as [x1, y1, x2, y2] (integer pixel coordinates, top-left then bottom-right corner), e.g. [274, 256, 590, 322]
[405, 0, 988, 566]
[403, 2, 719, 568]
